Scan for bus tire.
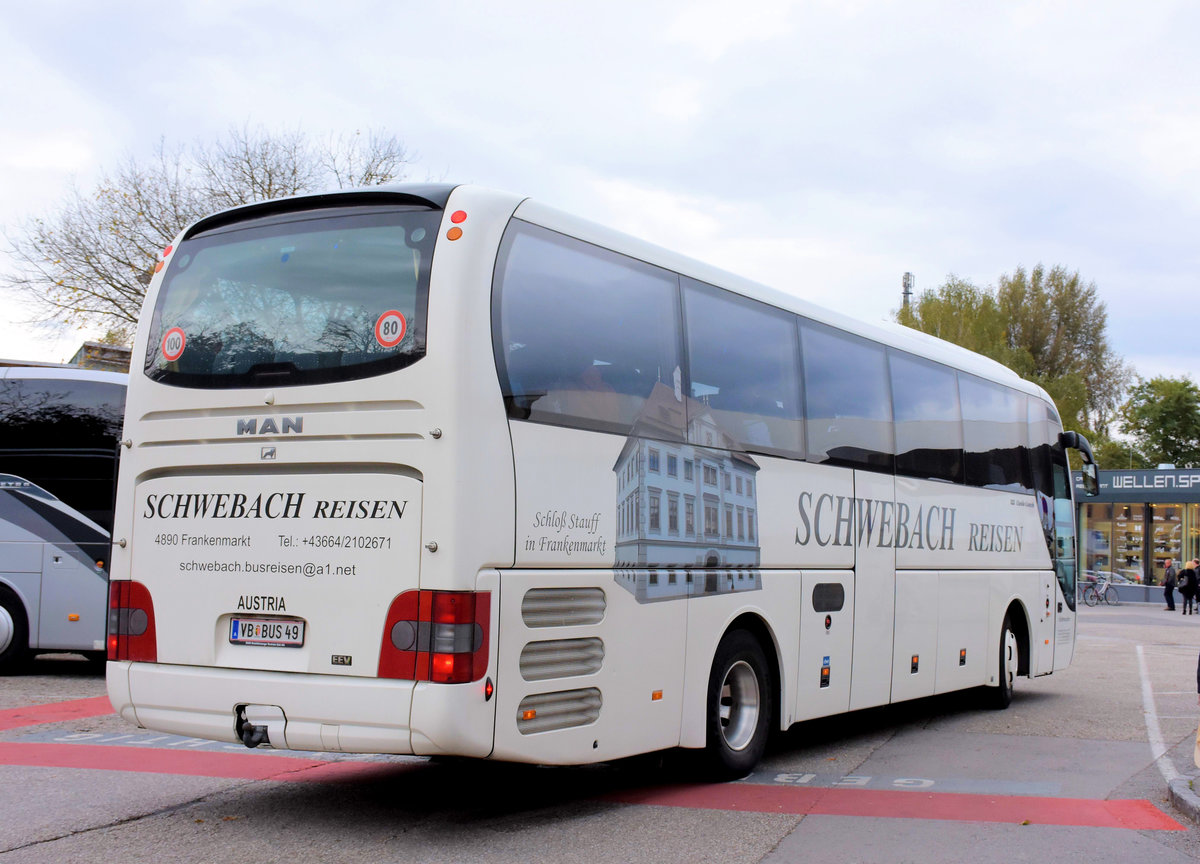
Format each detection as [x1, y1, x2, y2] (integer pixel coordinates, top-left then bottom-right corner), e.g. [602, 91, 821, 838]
[0, 586, 30, 674]
[702, 630, 771, 780]
[990, 614, 1017, 710]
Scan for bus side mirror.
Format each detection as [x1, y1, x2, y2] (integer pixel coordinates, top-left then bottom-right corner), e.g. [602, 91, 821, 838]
[1059, 430, 1099, 497]
[1080, 462, 1098, 497]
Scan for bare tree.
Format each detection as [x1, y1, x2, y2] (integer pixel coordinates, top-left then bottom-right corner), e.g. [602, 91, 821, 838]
[2, 126, 414, 342]
[322, 129, 413, 188]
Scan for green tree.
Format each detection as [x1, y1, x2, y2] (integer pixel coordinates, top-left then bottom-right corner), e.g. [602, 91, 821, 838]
[1, 126, 413, 343]
[1089, 435, 1150, 470]
[896, 276, 1010, 361]
[1122, 376, 1200, 467]
[995, 265, 1129, 439]
[897, 265, 1130, 439]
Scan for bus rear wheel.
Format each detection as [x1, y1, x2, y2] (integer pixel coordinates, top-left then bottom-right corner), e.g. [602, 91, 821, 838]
[702, 630, 771, 780]
[0, 587, 30, 674]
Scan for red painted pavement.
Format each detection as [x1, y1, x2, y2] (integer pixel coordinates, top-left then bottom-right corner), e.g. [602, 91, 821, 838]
[0, 696, 114, 731]
[0, 697, 1185, 830]
[603, 783, 1185, 831]
[0, 739, 1183, 831]
[0, 741, 399, 784]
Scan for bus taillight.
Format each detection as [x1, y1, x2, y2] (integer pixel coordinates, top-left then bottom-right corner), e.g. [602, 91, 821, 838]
[379, 590, 490, 684]
[107, 581, 157, 662]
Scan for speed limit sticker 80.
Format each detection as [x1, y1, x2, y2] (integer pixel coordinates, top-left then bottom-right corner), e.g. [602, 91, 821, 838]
[374, 310, 407, 348]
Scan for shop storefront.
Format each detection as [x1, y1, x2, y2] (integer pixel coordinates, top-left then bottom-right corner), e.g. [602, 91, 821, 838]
[1073, 468, 1200, 584]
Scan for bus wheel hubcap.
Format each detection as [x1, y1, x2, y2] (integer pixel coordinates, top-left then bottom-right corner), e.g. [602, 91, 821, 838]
[0, 606, 13, 655]
[719, 660, 760, 751]
[1002, 630, 1017, 690]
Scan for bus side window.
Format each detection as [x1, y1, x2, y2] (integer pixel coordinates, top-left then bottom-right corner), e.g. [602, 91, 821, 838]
[0, 377, 123, 452]
[959, 373, 1033, 494]
[0, 376, 125, 532]
[1027, 398, 1058, 552]
[681, 278, 803, 458]
[492, 221, 685, 439]
[889, 350, 964, 484]
[800, 320, 894, 472]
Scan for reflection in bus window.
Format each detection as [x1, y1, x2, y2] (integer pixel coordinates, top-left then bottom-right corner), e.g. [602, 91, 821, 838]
[144, 206, 438, 388]
[801, 320, 894, 471]
[0, 376, 125, 530]
[889, 350, 963, 483]
[682, 278, 803, 458]
[960, 373, 1032, 493]
[494, 221, 684, 439]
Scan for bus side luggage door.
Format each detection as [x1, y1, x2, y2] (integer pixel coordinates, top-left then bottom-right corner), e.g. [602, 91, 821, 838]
[795, 570, 854, 722]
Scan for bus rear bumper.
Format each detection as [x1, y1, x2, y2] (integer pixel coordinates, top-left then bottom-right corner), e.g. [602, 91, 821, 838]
[110, 661, 421, 754]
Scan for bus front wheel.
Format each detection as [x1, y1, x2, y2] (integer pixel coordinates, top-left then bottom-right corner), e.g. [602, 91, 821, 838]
[0, 587, 30, 674]
[702, 630, 771, 780]
[989, 615, 1017, 710]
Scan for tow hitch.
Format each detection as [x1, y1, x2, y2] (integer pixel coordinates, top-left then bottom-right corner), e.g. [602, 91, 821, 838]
[235, 704, 286, 749]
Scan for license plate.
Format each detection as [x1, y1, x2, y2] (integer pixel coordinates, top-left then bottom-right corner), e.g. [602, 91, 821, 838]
[230, 617, 305, 648]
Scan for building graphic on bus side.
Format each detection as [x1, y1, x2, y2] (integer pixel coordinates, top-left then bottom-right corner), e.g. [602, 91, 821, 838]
[613, 382, 761, 602]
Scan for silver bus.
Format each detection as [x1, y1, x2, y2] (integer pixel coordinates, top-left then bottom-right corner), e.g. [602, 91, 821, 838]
[0, 365, 126, 671]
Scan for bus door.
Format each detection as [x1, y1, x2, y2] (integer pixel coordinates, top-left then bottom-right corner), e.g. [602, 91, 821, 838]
[849, 470, 896, 712]
[38, 541, 108, 653]
[1051, 446, 1077, 671]
[1035, 572, 1056, 676]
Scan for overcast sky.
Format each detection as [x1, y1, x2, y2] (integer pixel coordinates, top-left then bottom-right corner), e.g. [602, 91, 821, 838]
[2, 1, 1196, 381]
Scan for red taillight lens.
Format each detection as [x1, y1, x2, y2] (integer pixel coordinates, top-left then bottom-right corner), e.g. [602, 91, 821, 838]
[378, 590, 420, 680]
[431, 591, 474, 624]
[378, 590, 489, 683]
[107, 581, 157, 662]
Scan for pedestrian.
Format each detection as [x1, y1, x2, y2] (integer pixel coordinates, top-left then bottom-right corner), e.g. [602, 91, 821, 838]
[1165, 558, 1178, 611]
[1181, 560, 1199, 616]
[1191, 561, 1200, 611]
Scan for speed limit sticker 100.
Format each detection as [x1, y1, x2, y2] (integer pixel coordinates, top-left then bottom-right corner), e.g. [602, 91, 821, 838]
[374, 310, 407, 349]
[161, 327, 186, 361]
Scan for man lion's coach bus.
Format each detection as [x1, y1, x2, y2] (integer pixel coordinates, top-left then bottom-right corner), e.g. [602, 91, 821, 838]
[106, 184, 1097, 777]
[1, 365, 126, 672]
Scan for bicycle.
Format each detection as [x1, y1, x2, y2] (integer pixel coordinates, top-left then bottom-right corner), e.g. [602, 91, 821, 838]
[1082, 578, 1119, 606]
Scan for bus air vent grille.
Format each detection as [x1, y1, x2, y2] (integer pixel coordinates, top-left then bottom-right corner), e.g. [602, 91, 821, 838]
[519, 638, 605, 681]
[516, 688, 602, 735]
[521, 588, 606, 628]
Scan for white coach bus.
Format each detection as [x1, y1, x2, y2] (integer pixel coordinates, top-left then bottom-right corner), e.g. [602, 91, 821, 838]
[106, 184, 1097, 777]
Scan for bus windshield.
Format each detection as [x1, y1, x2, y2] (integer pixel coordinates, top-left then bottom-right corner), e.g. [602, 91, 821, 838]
[143, 205, 440, 388]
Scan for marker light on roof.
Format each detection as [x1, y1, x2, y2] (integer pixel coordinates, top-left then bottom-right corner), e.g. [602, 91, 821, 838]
[153, 245, 174, 274]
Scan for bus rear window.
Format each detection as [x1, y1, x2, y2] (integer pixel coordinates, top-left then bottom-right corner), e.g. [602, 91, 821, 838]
[144, 206, 439, 388]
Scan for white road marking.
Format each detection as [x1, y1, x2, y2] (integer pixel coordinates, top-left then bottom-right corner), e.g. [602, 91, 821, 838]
[1137, 644, 1180, 782]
